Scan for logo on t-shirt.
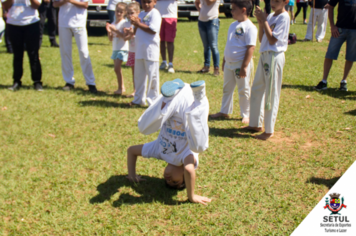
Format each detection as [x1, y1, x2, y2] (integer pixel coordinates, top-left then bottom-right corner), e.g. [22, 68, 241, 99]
[270, 23, 276, 32]
[142, 14, 151, 25]
[235, 27, 244, 36]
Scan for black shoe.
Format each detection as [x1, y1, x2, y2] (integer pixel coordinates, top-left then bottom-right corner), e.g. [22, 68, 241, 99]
[51, 41, 59, 48]
[314, 81, 327, 91]
[8, 82, 21, 91]
[34, 82, 44, 91]
[88, 85, 98, 94]
[63, 83, 75, 91]
[338, 82, 348, 91]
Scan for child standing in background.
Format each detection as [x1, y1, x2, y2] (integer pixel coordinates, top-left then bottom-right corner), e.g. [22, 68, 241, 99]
[124, 2, 141, 98]
[285, 0, 295, 24]
[244, 1, 290, 140]
[106, 2, 131, 95]
[210, 0, 257, 124]
[128, 0, 161, 106]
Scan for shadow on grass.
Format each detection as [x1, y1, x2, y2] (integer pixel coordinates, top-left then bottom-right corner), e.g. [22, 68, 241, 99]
[282, 84, 356, 101]
[306, 176, 341, 189]
[90, 175, 186, 206]
[208, 116, 243, 121]
[78, 100, 146, 109]
[344, 109, 356, 116]
[209, 127, 253, 139]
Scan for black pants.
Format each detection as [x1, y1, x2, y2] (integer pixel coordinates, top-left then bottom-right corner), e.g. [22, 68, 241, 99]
[265, 0, 271, 14]
[295, 2, 308, 20]
[2, 15, 12, 52]
[250, 0, 260, 16]
[38, 1, 57, 47]
[8, 22, 42, 85]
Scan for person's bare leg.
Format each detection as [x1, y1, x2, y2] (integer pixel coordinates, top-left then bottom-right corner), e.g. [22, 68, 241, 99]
[255, 132, 273, 140]
[210, 112, 229, 119]
[167, 42, 174, 63]
[322, 58, 333, 81]
[160, 41, 167, 62]
[127, 144, 146, 182]
[114, 59, 125, 94]
[242, 117, 249, 124]
[127, 65, 136, 98]
[342, 60, 354, 81]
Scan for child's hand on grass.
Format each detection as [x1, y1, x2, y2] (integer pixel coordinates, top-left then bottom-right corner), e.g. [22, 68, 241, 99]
[189, 194, 212, 205]
[126, 175, 146, 183]
[239, 67, 247, 78]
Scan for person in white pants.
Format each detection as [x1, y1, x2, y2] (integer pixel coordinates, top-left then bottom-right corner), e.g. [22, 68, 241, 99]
[304, 0, 328, 42]
[53, 0, 97, 93]
[128, 0, 161, 106]
[127, 79, 211, 205]
[245, 4, 290, 140]
[210, 0, 257, 124]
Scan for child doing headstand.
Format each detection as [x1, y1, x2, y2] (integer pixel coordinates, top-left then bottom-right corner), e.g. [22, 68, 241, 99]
[244, 0, 290, 140]
[106, 2, 131, 95]
[126, 79, 211, 205]
[123, 2, 141, 98]
[128, 0, 162, 106]
[210, 0, 257, 124]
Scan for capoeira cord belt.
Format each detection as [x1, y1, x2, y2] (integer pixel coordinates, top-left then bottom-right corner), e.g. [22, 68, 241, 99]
[265, 52, 275, 111]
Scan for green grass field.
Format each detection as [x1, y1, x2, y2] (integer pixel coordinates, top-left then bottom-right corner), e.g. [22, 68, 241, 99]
[1, 11, 355, 235]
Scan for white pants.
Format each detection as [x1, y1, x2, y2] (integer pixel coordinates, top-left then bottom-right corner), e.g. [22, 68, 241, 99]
[220, 60, 252, 118]
[132, 59, 159, 106]
[58, 27, 96, 86]
[249, 51, 285, 134]
[305, 8, 328, 41]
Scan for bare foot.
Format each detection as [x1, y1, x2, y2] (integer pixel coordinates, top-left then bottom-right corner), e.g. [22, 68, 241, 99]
[242, 117, 249, 124]
[125, 92, 135, 98]
[114, 89, 126, 95]
[210, 112, 229, 119]
[242, 126, 263, 132]
[254, 132, 273, 140]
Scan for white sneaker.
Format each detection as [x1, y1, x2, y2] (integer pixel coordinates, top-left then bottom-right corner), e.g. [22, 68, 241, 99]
[159, 62, 168, 70]
[168, 65, 175, 73]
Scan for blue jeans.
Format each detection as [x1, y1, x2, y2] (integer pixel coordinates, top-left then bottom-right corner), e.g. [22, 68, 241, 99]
[107, 10, 115, 24]
[198, 18, 220, 68]
[325, 28, 356, 62]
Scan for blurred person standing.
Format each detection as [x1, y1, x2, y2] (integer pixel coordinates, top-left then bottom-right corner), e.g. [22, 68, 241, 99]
[38, 0, 59, 47]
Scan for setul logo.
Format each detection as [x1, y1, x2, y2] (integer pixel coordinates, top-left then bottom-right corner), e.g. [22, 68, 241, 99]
[324, 193, 347, 215]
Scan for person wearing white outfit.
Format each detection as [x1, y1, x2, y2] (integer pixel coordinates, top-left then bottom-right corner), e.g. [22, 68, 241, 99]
[53, 0, 97, 93]
[126, 79, 211, 205]
[128, 0, 161, 106]
[210, 0, 257, 124]
[304, 0, 328, 42]
[245, 2, 290, 140]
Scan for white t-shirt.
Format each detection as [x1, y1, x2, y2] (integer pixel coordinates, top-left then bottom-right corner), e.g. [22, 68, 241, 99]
[107, 0, 122, 11]
[129, 35, 136, 52]
[135, 8, 162, 61]
[198, 0, 219, 22]
[155, 0, 177, 18]
[112, 19, 131, 51]
[154, 85, 198, 167]
[260, 12, 290, 53]
[224, 20, 257, 63]
[57, 0, 89, 28]
[4, 0, 41, 26]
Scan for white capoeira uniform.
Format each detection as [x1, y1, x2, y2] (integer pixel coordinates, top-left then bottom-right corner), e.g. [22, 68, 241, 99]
[138, 81, 209, 167]
[305, 7, 328, 41]
[132, 9, 162, 106]
[249, 12, 290, 134]
[57, 0, 96, 86]
[220, 19, 257, 118]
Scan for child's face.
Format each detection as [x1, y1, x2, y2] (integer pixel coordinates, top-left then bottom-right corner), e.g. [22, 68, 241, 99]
[164, 164, 184, 188]
[271, 0, 287, 13]
[116, 6, 126, 20]
[231, 4, 246, 21]
[141, 0, 156, 12]
[127, 7, 138, 19]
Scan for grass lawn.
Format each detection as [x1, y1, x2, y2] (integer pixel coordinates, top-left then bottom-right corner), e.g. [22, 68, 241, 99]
[1, 10, 356, 235]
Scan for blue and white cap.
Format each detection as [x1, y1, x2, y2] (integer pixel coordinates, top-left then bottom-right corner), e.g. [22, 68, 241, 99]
[161, 78, 185, 98]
